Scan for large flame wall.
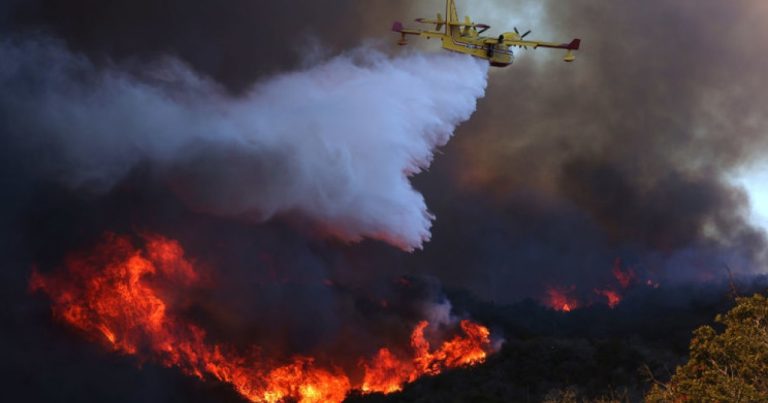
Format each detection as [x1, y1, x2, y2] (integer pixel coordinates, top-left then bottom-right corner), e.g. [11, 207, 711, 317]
[30, 233, 493, 402]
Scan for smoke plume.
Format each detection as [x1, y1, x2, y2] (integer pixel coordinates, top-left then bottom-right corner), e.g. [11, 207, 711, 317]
[0, 38, 488, 251]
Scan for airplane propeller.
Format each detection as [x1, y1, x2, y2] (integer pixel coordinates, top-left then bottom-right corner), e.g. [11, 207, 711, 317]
[514, 27, 532, 39]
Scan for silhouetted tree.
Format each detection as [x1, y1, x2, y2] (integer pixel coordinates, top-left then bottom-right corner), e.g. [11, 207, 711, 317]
[646, 293, 768, 402]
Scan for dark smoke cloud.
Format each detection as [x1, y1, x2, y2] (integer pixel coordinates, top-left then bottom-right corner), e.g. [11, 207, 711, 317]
[5, 0, 417, 91]
[397, 0, 768, 299]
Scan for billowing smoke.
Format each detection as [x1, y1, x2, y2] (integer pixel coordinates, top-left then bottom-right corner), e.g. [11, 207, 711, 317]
[390, 0, 768, 301]
[0, 38, 488, 251]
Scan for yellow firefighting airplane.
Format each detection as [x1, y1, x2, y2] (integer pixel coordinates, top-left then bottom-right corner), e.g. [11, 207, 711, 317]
[392, 0, 581, 66]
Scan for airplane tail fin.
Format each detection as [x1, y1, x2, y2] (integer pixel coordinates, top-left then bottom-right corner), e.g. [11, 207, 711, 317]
[563, 40, 580, 62]
[392, 21, 404, 32]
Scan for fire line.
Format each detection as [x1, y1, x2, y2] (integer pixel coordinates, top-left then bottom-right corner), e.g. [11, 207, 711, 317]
[30, 233, 494, 403]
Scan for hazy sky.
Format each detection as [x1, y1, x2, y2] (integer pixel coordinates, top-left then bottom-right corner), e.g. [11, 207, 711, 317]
[3, 0, 768, 298]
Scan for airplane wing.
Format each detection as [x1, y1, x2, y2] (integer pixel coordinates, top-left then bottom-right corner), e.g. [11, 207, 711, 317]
[415, 13, 445, 32]
[392, 21, 446, 45]
[486, 37, 581, 62]
[413, 12, 490, 34]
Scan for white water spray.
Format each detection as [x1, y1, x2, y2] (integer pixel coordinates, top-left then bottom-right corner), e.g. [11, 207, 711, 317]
[0, 39, 489, 250]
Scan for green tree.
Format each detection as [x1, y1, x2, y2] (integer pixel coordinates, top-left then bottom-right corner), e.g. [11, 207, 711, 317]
[646, 293, 768, 402]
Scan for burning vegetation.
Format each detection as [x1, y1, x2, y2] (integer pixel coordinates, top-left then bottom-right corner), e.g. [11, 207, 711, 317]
[29, 233, 494, 403]
[545, 286, 580, 312]
[544, 259, 648, 312]
[361, 320, 489, 394]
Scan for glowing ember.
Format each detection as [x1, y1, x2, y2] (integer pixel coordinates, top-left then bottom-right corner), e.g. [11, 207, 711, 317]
[545, 286, 580, 312]
[612, 259, 636, 289]
[595, 288, 622, 308]
[543, 260, 651, 311]
[30, 233, 493, 402]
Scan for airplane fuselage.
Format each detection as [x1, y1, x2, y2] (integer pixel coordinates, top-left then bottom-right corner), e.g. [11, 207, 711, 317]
[411, 29, 513, 67]
[441, 34, 513, 67]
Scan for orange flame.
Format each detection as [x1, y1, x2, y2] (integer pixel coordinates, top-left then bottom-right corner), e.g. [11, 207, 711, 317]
[545, 286, 580, 312]
[29, 233, 493, 402]
[361, 319, 490, 394]
[542, 260, 644, 311]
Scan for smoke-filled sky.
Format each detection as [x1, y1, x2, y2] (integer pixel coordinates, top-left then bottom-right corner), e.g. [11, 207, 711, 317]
[3, 0, 768, 307]
[2, 0, 768, 400]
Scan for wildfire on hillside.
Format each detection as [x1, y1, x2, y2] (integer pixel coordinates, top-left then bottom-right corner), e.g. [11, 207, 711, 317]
[29, 233, 494, 403]
[545, 259, 656, 312]
[545, 286, 580, 312]
[361, 319, 489, 394]
[594, 288, 621, 308]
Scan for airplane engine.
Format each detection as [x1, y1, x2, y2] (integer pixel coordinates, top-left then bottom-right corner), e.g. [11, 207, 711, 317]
[501, 28, 531, 44]
[501, 32, 519, 41]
